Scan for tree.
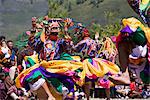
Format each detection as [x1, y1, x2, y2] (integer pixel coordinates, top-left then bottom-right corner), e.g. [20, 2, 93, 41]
[67, 1, 72, 12]
[89, 21, 120, 40]
[30, 0, 33, 4]
[89, 0, 104, 7]
[76, 0, 85, 5]
[48, 0, 68, 18]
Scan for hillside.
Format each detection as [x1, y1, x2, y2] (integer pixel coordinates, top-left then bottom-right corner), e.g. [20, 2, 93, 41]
[0, 0, 141, 40]
[69, 0, 139, 25]
[0, 0, 48, 39]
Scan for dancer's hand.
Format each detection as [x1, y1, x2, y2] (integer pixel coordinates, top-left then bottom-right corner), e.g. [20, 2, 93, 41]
[48, 96, 55, 100]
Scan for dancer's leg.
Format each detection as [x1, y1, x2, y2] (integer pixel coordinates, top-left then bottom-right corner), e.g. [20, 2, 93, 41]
[105, 88, 110, 100]
[82, 82, 92, 100]
[109, 68, 130, 85]
[109, 41, 135, 85]
[42, 82, 55, 100]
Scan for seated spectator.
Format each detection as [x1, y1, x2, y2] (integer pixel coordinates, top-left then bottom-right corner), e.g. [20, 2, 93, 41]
[7, 40, 18, 66]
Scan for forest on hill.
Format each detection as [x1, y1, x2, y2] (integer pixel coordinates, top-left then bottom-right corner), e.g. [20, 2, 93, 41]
[0, 0, 140, 40]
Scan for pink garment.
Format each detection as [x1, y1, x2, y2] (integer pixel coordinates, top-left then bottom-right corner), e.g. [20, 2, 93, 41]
[148, 45, 150, 63]
[92, 59, 99, 69]
[98, 78, 110, 89]
[86, 74, 97, 79]
[3, 68, 9, 73]
[26, 31, 31, 36]
[111, 36, 116, 43]
[64, 71, 75, 76]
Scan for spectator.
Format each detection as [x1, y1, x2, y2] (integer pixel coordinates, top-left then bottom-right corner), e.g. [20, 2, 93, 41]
[7, 40, 18, 66]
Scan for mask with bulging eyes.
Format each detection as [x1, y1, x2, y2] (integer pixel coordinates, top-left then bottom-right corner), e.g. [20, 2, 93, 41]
[49, 21, 60, 33]
[50, 27, 60, 33]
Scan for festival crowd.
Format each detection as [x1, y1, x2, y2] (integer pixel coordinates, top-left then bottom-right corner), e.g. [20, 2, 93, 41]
[0, 15, 149, 100]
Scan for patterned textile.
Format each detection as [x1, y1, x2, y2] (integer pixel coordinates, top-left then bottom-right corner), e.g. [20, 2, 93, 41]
[127, 0, 150, 26]
[16, 58, 120, 93]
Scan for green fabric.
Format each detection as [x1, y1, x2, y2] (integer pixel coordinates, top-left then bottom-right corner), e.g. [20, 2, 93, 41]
[26, 64, 31, 68]
[37, 17, 44, 23]
[75, 68, 82, 73]
[0, 67, 2, 72]
[27, 57, 36, 66]
[5, 72, 9, 77]
[26, 70, 62, 93]
[48, 78, 62, 93]
[26, 71, 45, 83]
[140, 1, 150, 11]
[35, 31, 42, 38]
[15, 32, 28, 49]
[88, 58, 93, 63]
[140, 71, 150, 84]
[132, 27, 147, 45]
[60, 52, 73, 60]
[43, 20, 48, 25]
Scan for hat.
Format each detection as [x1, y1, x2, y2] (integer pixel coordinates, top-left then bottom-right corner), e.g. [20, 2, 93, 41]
[122, 17, 145, 31]
[32, 17, 36, 22]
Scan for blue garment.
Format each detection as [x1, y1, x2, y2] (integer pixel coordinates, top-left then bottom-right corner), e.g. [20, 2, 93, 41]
[10, 49, 16, 61]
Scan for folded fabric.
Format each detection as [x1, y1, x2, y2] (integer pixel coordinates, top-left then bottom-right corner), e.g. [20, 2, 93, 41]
[98, 78, 110, 88]
[16, 58, 120, 93]
[127, 0, 150, 24]
[129, 45, 147, 59]
[132, 27, 147, 45]
[144, 27, 150, 44]
[122, 17, 145, 31]
[29, 78, 45, 91]
[120, 25, 134, 35]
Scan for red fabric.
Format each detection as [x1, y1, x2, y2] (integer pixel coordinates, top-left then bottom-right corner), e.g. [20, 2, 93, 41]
[130, 82, 136, 91]
[98, 79, 110, 89]
[116, 34, 122, 48]
[82, 28, 90, 37]
[50, 35, 58, 41]
[17, 65, 22, 73]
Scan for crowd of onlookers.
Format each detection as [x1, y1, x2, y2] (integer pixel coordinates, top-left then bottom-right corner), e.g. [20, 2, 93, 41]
[0, 36, 38, 100]
[0, 34, 150, 100]
[0, 16, 149, 100]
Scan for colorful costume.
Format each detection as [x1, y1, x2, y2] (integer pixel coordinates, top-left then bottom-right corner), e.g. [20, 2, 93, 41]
[116, 17, 150, 83]
[15, 17, 121, 99]
[127, 0, 150, 26]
